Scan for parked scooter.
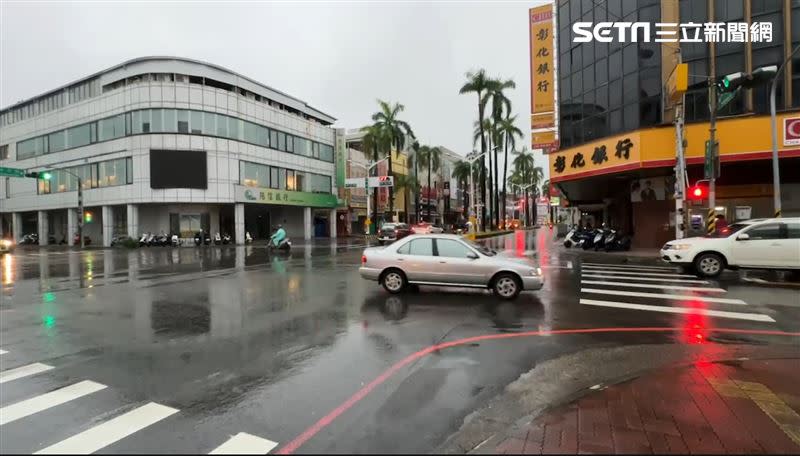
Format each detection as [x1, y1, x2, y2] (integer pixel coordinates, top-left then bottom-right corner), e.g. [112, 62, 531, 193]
[139, 233, 149, 247]
[245, 231, 253, 244]
[19, 233, 39, 245]
[203, 231, 211, 245]
[155, 231, 170, 246]
[213, 232, 222, 245]
[593, 228, 612, 251]
[171, 233, 180, 247]
[194, 231, 203, 246]
[603, 230, 632, 251]
[222, 233, 231, 245]
[145, 232, 156, 247]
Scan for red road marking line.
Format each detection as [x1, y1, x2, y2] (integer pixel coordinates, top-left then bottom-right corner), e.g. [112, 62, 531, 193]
[276, 327, 800, 454]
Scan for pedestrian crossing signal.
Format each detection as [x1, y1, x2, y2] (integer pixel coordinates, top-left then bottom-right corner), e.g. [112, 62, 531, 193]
[688, 185, 706, 200]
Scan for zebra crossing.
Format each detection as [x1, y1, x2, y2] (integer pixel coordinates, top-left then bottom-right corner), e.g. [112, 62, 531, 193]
[577, 261, 776, 323]
[0, 351, 279, 454]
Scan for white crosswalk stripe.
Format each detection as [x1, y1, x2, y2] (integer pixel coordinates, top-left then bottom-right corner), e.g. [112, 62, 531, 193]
[580, 288, 747, 305]
[0, 380, 107, 426]
[0, 363, 54, 384]
[580, 268, 695, 278]
[581, 273, 709, 284]
[209, 432, 279, 454]
[579, 299, 775, 322]
[35, 402, 179, 454]
[581, 280, 726, 292]
[578, 262, 774, 323]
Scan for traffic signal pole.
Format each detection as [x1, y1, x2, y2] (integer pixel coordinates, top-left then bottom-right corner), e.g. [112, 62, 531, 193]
[706, 75, 718, 236]
[78, 177, 84, 248]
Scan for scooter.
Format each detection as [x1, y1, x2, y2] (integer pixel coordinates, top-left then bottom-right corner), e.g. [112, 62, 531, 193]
[564, 225, 585, 248]
[593, 229, 612, 251]
[139, 233, 149, 247]
[145, 232, 156, 247]
[155, 232, 170, 246]
[222, 233, 231, 245]
[171, 233, 180, 247]
[213, 232, 222, 245]
[604, 230, 632, 251]
[268, 237, 292, 253]
[19, 233, 39, 245]
[203, 231, 211, 245]
[245, 231, 253, 244]
[194, 231, 203, 246]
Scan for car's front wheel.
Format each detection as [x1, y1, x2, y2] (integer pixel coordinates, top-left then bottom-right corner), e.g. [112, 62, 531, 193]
[694, 252, 725, 278]
[492, 273, 521, 300]
[381, 269, 407, 294]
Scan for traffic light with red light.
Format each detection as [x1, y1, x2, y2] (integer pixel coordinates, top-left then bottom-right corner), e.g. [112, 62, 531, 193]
[688, 184, 707, 200]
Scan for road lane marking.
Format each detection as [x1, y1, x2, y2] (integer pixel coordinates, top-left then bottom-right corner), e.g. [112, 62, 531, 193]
[0, 380, 107, 426]
[0, 363, 54, 384]
[581, 280, 726, 293]
[209, 432, 279, 454]
[581, 273, 709, 284]
[581, 262, 674, 270]
[579, 298, 775, 322]
[580, 268, 696, 278]
[35, 402, 179, 454]
[580, 288, 747, 305]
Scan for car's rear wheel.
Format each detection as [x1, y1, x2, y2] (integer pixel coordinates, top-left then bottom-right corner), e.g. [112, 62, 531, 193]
[493, 273, 521, 300]
[381, 269, 407, 294]
[694, 253, 724, 278]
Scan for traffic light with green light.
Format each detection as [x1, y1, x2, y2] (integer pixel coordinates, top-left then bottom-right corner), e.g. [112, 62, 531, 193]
[84, 211, 93, 223]
[25, 171, 52, 180]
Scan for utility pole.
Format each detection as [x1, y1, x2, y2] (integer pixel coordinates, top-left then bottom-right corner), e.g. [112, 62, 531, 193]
[674, 103, 687, 239]
[77, 177, 84, 248]
[769, 45, 800, 218]
[706, 74, 718, 236]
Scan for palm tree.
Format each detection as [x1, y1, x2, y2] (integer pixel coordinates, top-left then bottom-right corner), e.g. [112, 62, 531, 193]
[496, 115, 522, 224]
[393, 173, 418, 223]
[507, 170, 525, 220]
[472, 118, 494, 226]
[460, 69, 492, 230]
[417, 145, 442, 222]
[361, 124, 390, 229]
[370, 100, 414, 220]
[451, 160, 472, 218]
[408, 141, 421, 223]
[512, 147, 543, 226]
[485, 78, 514, 228]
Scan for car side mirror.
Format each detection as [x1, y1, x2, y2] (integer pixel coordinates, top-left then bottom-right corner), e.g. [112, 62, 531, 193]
[467, 253, 479, 260]
[736, 233, 750, 241]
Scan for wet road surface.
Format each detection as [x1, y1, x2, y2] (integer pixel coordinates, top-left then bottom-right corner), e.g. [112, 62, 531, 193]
[1, 230, 798, 453]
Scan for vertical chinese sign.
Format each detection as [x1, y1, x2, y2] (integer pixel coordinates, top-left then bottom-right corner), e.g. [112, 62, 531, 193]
[530, 4, 557, 152]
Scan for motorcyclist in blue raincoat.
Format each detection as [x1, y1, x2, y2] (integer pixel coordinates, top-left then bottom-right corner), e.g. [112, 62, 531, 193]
[270, 224, 286, 247]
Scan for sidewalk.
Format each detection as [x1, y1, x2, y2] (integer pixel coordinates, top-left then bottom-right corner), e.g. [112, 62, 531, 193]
[489, 359, 800, 454]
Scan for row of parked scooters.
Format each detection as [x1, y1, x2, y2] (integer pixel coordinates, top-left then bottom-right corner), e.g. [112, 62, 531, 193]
[19, 233, 92, 245]
[137, 230, 247, 247]
[563, 224, 632, 251]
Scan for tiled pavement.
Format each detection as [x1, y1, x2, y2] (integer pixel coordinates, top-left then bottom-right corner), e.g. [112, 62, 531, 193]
[492, 359, 800, 454]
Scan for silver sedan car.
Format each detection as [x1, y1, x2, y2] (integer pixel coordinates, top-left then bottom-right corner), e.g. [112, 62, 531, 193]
[359, 234, 543, 299]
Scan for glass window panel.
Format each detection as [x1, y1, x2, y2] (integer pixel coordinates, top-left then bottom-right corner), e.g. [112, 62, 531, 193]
[286, 135, 294, 153]
[151, 109, 163, 133]
[609, 78, 622, 108]
[49, 130, 66, 152]
[67, 124, 91, 148]
[270, 167, 279, 189]
[228, 117, 241, 140]
[582, 41, 594, 69]
[595, 85, 608, 113]
[164, 109, 176, 133]
[595, 58, 608, 86]
[623, 44, 637, 75]
[639, 67, 660, 98]
[286, 169, 295, 190]
[320, 144, 334, 162]
[270, 130, 278, 148]
[571, 71, 582, 98]
[244, 121, 257, 144]
[132, 111, 142, 134]
[177, 110, 189, 133]
[407, 238, 434, 256]
[609, 51, 621, 80]
[295, 172, 304, 191]
[278, 168, 286, 189]
[623, 103, 639, 131]
[582, 66, 593, 92]
[623, 73, 638, 104]
[126, 157, 133, 184]
[257, 125, 269, 147]
[203, 112, 215, 135]
[216, 113, 228, 137]
[191, 111, 202, 134]
[278, 132, 287, 151]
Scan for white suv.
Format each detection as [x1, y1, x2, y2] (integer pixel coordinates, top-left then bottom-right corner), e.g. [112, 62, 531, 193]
[660, 217, 800, 277]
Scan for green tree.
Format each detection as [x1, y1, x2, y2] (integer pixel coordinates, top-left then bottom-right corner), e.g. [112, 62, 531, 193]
[417, 145, 442, 222]
[496, 115, 522, 225]
[370, 100, 414, 220]
[393, 173, 418, 223]
[485, 78, 515, 228]
[512, 148, 543, 226]
[451, 160, 472, 217]
[361, 124, 391, 229]
[408, 140, 421, 223]
[460, 69, 493, 230]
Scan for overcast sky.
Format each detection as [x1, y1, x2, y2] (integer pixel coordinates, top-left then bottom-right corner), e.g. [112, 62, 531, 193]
[0, 0, 549, 175]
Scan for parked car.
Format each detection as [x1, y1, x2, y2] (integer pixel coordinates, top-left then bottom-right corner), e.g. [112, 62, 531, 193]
[430, 224, 445, 234]
[410, 221, 433, 234]
[377, 223, 411, 245]
[359, 234, 544, 299]
[0, 238, 15, 254]
[660, 217, 800, 277]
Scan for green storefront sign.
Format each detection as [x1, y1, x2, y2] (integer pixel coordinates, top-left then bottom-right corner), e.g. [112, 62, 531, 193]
[235, 185, 338, 208]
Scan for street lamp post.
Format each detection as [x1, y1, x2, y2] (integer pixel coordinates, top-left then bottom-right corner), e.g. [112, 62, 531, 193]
[769, 45, 800, 218]
[466, 151, 487, 233]
[347, 157, 390, 234]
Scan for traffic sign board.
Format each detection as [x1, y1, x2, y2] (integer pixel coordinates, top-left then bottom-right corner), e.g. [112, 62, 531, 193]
[368, 176, 394, 188]
[0, 167, 25, 178]
[345, 177, 367, 188]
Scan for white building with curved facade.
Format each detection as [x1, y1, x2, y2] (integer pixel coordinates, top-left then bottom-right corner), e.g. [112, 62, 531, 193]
[0, 56, 342, 245]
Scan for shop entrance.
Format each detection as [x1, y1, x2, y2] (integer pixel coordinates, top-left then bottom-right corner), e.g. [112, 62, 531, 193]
[245, 205, 271, 240]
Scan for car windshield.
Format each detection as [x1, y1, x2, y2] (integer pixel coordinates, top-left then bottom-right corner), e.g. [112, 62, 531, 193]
[466, 239, 496, 256]
[704, 222, 749, 238]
